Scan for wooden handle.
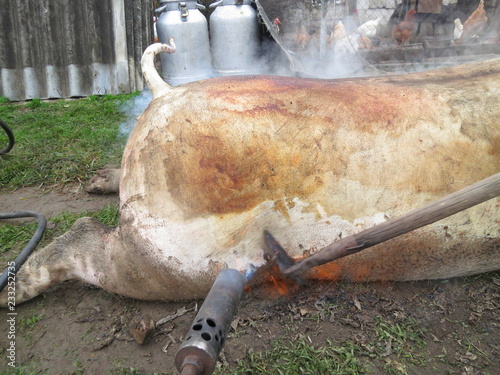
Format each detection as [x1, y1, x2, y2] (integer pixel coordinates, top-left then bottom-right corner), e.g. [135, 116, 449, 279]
[283, 173, 500, 278]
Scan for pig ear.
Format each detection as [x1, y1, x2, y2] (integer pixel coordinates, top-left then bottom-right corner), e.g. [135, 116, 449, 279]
[141, 39, 176, 98]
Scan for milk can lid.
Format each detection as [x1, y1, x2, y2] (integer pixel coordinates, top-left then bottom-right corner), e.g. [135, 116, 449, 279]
[159, 0, 200, 3]
[212, 0, 253, 6]
[157, 0, 204, 11]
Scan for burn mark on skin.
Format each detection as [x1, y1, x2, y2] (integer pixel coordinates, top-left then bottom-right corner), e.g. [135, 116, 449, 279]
[207, 75, 443, 135]
[160, 96, 490, 216]
[241, 103, 285, 116]
[162, 126, 326, 215]
[273, 200, 291, 222]
[489, 136, 500, 159]
[125, 64, 499, 219]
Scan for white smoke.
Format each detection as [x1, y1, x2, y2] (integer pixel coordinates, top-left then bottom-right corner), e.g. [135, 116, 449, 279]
[118, 89, 153, 137]
[118, 0, 494, 138]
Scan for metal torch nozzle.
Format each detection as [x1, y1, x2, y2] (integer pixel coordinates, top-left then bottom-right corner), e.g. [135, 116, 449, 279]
[175, 268, 245, 375]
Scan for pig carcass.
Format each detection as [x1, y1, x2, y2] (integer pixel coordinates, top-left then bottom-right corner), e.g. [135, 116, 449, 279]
[1, 42, 499, 305]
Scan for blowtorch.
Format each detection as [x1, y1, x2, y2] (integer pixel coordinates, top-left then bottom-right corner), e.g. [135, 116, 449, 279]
[175, 268, 245, 375]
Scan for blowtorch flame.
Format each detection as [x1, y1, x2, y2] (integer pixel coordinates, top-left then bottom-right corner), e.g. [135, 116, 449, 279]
[270, 275, 290, 296]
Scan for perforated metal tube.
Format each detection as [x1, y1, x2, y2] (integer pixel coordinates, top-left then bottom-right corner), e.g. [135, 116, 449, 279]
[175, 268, 245, 375]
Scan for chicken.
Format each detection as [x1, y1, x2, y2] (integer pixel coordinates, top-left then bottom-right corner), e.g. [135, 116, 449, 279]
[456, 0, 488, 44]
[392, 9, 417, 46]
[454, 18, 463, 40]
[357, 18, 380, 38]
[358, 35, 375, 50]
[153, 16, 158, 43]
[292, 25, 311, 50]
[273, 17, 281, 34]
[333, 21, 347, 42]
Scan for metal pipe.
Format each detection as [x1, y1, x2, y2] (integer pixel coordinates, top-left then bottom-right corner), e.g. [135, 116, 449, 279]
[175, 268, 245, 375]
[0, 211, 47, 292]
[0, 119, 15, 155]
[180, 362, 200, 375]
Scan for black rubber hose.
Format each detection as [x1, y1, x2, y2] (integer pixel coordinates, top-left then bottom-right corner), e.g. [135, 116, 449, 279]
[0, 212, 47, 293]
[0, 119, 15, 155]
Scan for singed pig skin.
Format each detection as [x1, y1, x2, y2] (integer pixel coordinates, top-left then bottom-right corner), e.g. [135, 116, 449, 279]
[2, 46, 499, 305]
[116, 55, 499, 299]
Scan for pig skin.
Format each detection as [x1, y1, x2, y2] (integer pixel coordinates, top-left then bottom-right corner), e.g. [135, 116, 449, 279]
[1, 44, 499, 305]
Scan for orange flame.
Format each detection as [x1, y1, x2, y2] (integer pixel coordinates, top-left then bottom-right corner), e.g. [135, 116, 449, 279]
[245, 254, 380, 296]
[270, 275, 290, 296]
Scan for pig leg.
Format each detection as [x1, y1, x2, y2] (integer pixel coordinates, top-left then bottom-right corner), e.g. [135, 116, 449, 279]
[0, 217, 113, 306]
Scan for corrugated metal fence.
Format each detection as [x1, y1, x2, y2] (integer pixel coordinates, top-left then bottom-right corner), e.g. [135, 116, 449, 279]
[0, 0, 153, 101]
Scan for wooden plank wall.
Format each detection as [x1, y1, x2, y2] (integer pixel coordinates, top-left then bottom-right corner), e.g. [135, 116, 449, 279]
[0, 0, 153, 100]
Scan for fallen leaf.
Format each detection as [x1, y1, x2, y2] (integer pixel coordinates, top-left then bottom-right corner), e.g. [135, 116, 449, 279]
[129, 314, 155, 345]
[353, 296, 362, 311]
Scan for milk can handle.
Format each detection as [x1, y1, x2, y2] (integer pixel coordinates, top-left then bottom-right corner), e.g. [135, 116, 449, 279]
[179, 2, 188, 17]
[155, 1, 206, 15]
[209, 0, 246, 7]
[209, 0, 223, 7]
[154, 4, 168, 15]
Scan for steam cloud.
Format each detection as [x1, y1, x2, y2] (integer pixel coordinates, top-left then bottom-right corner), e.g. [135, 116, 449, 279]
[118, 1, 495, 137]
[118, 89, 153, 137]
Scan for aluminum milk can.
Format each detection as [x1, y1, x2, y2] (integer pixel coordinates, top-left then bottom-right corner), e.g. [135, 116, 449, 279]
[209, 0, 261, 75]
[156, 0, 214, 85]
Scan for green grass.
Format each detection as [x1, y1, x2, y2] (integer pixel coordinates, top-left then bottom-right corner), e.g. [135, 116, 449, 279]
[214, 336, 365, 375]
[215, 316, 427, 375]
[374, 316, 426, 357]
[19, 313, 45, 332]
[108, 368, 150, 375]
[0, 93, 138, 190]
[0, 368, 38, 375]
[373, 315, 427, 371]
[0, 204, 119, 262]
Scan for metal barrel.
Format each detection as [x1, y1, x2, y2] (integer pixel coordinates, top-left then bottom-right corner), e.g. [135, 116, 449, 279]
[156, 0, 214, 85]
[209, 0, 261, 75]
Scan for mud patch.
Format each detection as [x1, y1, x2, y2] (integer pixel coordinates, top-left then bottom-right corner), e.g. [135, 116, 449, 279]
[0, 184, 118, 218]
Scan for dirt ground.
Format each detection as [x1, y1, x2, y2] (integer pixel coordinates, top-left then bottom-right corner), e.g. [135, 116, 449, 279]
[0, 187, 499, 375]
